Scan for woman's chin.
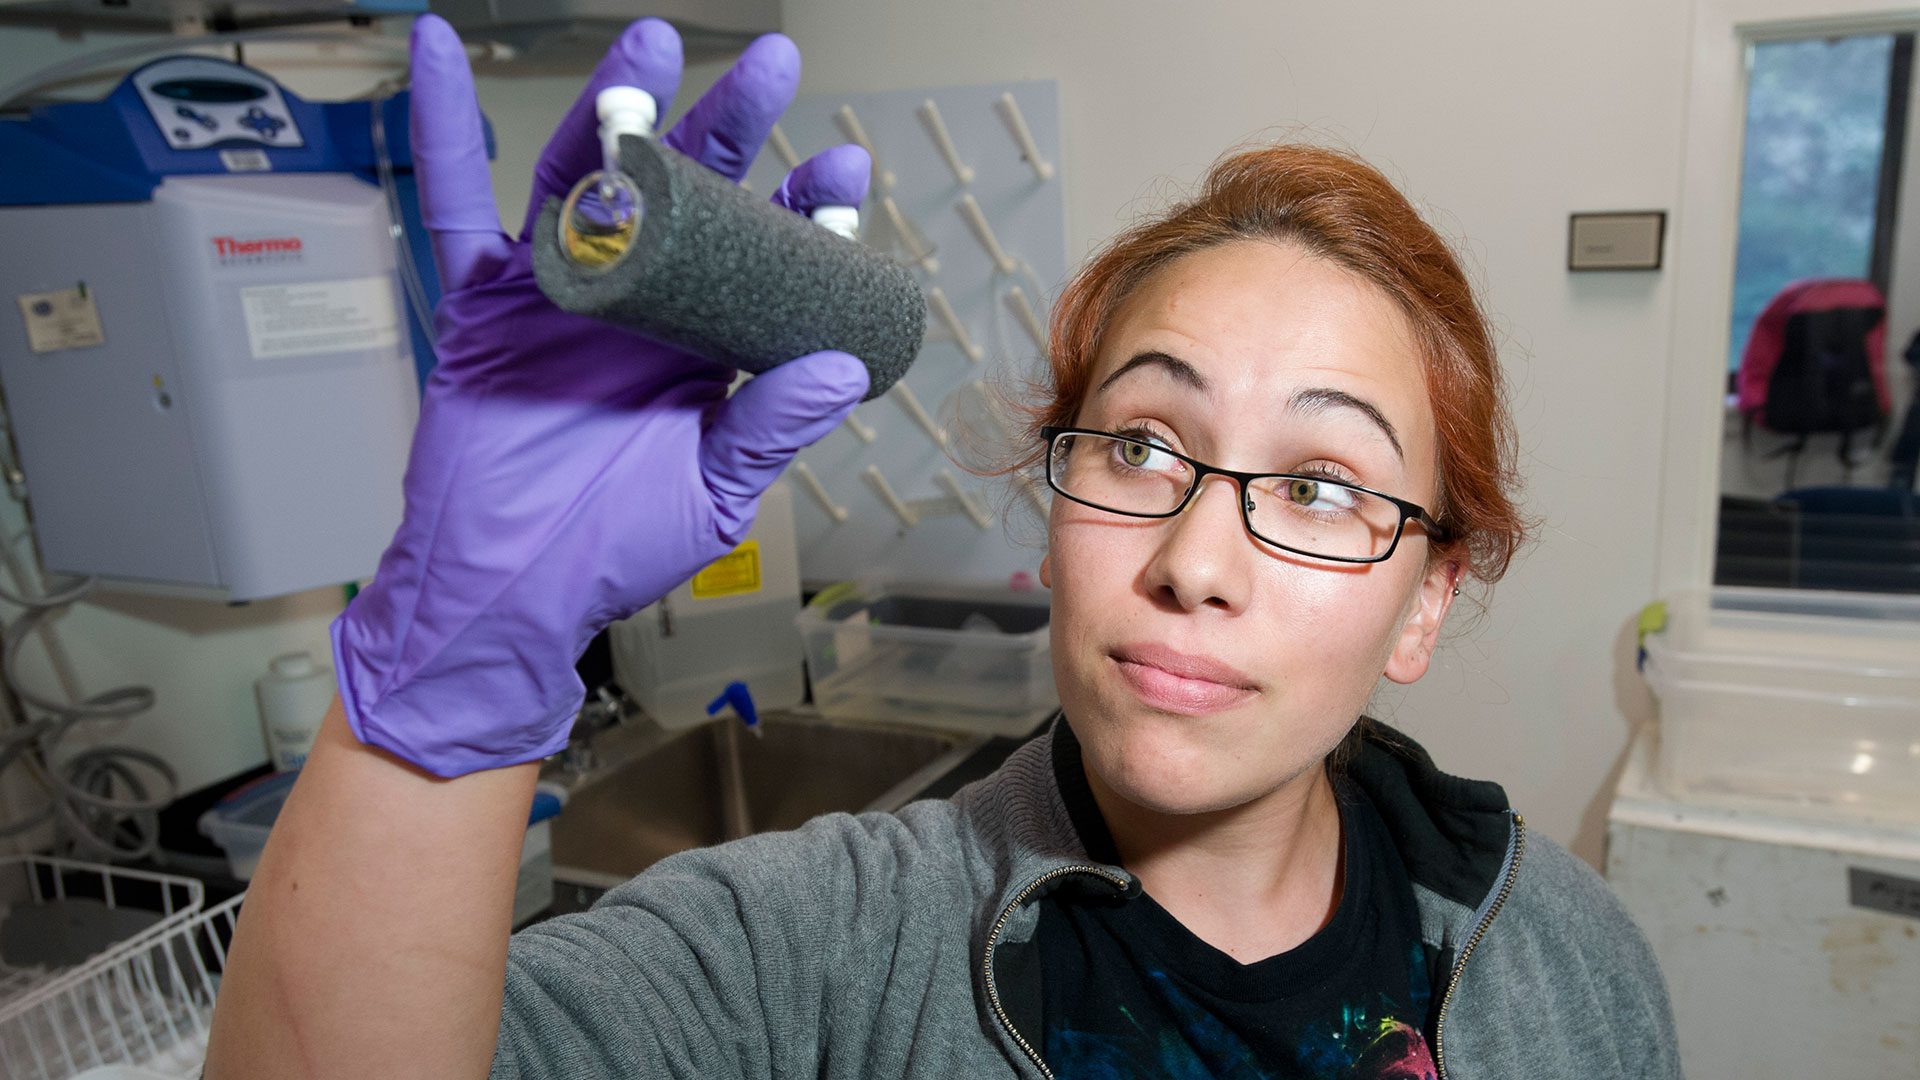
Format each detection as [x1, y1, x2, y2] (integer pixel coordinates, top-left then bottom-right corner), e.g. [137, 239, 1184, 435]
[1080, 718, 1261, 817]
[1074, 703, 1332, 819]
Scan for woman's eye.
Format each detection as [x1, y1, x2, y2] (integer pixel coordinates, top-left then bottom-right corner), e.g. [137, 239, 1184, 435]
[1285, 477, 1359, 512]
[1113, 434, 1180, 473]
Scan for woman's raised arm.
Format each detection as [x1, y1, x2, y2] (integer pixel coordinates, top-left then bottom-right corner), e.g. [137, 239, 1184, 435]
[203, 14, 872, 1075]
[204, 697, 537, 1078]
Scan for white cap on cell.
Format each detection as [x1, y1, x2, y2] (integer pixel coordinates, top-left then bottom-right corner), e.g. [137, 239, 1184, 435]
[811, 205, 860, 241]
[596, 86, 658, 137]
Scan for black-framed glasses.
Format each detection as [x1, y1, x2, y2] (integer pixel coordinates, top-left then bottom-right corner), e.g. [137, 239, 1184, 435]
[1041, 426, 1450, 564]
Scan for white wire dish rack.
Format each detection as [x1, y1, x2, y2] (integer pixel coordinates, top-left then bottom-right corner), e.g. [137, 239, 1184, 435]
[0, 855, 242, 1080]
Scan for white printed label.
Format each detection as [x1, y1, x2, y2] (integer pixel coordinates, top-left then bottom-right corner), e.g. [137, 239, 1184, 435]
[239, 277, 400, 360]
[219, 149, 272, 172]
[16, 286, 105, 353]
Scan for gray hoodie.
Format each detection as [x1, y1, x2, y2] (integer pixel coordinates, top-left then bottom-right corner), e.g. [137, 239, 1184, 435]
[492, 719, 1682, 1078]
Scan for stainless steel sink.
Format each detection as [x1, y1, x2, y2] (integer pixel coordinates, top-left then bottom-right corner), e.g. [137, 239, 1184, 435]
[543, 709, 984, 885]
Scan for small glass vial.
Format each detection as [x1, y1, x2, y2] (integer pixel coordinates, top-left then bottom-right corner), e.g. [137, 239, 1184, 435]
[558, 86, 657, 270]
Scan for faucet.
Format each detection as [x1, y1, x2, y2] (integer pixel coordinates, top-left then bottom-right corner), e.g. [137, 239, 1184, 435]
[558, 684, 629, 775]
[706, 681, 760, 842]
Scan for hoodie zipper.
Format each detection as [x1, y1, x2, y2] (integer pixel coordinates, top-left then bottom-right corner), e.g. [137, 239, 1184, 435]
[984, 818, 1521, 1079]
[982, 864, 1131, 1080]
[1431, 811, 1526, 1078]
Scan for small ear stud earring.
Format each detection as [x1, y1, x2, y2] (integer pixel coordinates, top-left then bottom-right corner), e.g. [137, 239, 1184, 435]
[1451, 586, 1461, 597]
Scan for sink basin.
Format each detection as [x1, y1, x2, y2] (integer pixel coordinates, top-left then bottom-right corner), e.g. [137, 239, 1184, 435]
[546, 710, 983, 884]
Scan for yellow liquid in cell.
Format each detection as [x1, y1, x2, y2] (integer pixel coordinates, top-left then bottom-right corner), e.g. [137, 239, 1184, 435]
[558, 170, 643, 269]
[562, 217, 636, 267]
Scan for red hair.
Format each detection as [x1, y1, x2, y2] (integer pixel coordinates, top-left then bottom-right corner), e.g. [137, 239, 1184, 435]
[1010, 143, 1529, 587]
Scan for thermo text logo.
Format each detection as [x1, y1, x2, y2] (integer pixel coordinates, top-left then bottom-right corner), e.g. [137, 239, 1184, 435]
[211, 235, 303, 263]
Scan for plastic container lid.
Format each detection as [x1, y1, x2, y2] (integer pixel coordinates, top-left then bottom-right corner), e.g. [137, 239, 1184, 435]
[197, 770, 300, 881]
[203, 769, 299, 830]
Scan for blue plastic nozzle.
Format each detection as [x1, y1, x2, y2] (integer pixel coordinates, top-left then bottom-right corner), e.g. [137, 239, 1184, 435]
[706, 680, 761, 736]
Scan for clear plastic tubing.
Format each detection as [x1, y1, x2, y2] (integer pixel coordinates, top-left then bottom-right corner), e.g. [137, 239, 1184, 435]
[559, 86, 656, 270]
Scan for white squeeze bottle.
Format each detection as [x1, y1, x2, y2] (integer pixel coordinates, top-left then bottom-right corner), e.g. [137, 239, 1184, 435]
[256, 651, 333, 771]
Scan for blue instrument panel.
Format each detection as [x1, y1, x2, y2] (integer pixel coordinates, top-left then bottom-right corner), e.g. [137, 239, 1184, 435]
[132, 56, 303, 150]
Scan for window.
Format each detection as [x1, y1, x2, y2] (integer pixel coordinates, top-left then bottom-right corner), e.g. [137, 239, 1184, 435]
[1714, 31, 1920, 595]
[1726, 34, 1910, 374]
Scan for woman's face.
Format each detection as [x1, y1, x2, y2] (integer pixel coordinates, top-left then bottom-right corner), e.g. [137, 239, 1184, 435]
[1041, 238, 1459, 817]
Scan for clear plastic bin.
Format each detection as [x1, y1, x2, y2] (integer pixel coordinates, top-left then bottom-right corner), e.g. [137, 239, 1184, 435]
[1642, 586, 1920, 821]
[200, 771, 567, 898]
[197, 770, 297, 881]
[609, 482, 806, 730]
[796, 583, 1056, 737]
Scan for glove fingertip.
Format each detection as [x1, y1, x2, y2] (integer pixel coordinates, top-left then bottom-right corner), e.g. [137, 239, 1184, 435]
[739, 32, 801, 88]
[612, 16, 683, 88]
[774, 144, 871, 214]
[788, 349, 870, 409]
[411, 11, 456, 48]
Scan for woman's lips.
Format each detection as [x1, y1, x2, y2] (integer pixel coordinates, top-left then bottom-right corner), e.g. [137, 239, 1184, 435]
[1109, 644, 1258, 716]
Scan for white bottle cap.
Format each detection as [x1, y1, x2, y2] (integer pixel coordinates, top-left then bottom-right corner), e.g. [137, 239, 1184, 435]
[595, 86, 658, 137]
[597, 86, 658, 176]
[270, 651, 316, 678]
[811, 205, 860, 241]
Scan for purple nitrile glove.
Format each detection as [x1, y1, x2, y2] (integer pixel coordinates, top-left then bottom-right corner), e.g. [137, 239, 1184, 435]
[329, 15, 873, 778]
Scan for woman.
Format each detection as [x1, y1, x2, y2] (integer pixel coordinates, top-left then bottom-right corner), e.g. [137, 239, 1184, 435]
[205, 14, 1680, 1080]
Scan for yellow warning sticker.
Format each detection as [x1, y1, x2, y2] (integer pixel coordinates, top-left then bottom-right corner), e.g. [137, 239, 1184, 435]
[691, 540, 762, 598]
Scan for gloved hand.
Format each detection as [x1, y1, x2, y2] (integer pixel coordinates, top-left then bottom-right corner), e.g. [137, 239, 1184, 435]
[330, 14, 872, 778]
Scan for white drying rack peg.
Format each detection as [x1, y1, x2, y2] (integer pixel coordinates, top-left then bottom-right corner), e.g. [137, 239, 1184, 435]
[865, 465, 920, 528]
[833, 104, 897, 193]
[1004, 285, 1049, 354]
[842, 409, 877, 444]
[957, 193, 1018, 274]
[916, 99, 975, 185]
[879, 195, 939, 274]
[889, 380, 949, 448]
[791, 461, 849, 523]
[936, 470, 994, 530]
[994, 92, 1054, 182]
[926, 286, 983, 362]
[767, 124, 802, 171]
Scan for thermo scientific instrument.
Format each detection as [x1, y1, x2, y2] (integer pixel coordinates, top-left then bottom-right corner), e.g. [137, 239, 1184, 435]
[0, 56, 447, 601]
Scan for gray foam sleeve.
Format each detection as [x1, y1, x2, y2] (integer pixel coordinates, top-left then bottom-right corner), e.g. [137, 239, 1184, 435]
[532, 134, 926, 401]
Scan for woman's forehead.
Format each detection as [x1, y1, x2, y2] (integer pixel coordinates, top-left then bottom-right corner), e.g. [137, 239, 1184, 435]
[1090, 239, 1436, 453]
[1092, 239, 1431, 429]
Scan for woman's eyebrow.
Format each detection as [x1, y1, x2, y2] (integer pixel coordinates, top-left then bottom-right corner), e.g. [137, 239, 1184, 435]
[1095, 351, 1210, 396]
[1289, 387, 1403, 460]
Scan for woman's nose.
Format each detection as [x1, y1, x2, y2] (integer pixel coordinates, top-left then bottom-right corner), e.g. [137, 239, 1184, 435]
[1140, 474, 1253, 613]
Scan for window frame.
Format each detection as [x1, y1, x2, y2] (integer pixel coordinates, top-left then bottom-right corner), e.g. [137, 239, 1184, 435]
[1658, 4, 1920, 616]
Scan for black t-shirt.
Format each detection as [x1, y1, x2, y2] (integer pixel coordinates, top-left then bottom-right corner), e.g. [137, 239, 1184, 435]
[1037, 726, 1440, 1079]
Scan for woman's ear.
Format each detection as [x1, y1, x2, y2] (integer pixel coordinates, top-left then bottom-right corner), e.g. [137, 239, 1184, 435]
[1384, 557, 1461, 684]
